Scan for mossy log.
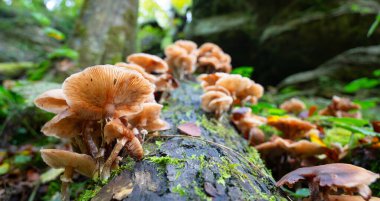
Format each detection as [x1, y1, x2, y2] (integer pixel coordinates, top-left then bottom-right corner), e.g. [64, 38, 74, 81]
[92, 80, 288, 201]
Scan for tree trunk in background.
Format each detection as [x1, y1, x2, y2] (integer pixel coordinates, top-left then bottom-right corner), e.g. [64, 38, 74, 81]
[70, 0, 138, 68]
[92, 80, 288, 201]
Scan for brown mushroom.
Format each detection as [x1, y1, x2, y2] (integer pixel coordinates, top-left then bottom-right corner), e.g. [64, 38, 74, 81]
[197, 43, 232, 73]
[126, 102, 170, 132]
[41, 109, 82, 139]
[41, 149, 96, 201]
[197, 73, 228, 88]
[267, 116, 316, 140]
[280, 98, 306, 114]
[231, 107, 266, 139]
[62, 65, 155, 120]
[154, 73, 180, 103]
[34, 89, 68, 114]
[277, 163, 380, 201]
[201, 90, 233, 120]
[303, 195, 380, 201]
[319, 96, 361, 118]
[115, 62, 157, 83]
[164, 40, 198, 79]
[127, 53, 168, 74]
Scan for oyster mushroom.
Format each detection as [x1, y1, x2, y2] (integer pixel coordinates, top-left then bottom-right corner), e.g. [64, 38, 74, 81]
[276, 163, 380, 201]
[127, 53, 168, 74]
[165, 40, 198, 79]
[34, 89, 67, 114]
[319, 96, 361, 118]
[62, 65, 155, 120]
[280, 98, 306, 114]
[231, 107, 266, 139]
[197, 42, 232, 73]
[267, 116, 316, 140]
[201, 90, 233, 120]
[40, 149, 96, 201]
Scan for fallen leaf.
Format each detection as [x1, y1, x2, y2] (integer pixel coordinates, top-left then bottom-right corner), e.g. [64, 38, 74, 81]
[40, 168, 64, 184]
[204, 182, 218, 197]
[0, 163, 10, 175]
[178, 122, 201, 137]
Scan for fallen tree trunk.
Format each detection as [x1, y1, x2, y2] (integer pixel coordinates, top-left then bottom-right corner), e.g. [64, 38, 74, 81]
[92, 80, 288, 201]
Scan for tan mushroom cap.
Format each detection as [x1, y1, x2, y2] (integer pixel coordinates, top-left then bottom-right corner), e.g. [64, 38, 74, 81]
[277, 163, 380, 200]
[197, 43, 232, 73]
[197, 73, 228, 88]
[127, 53, 168, 73]
[320, 96, 361, 118]
[204, 85, 230, 96]
[174, 40, 198, 54]
[215, 74, 251, 95]
[41, 149, 96, 178]
[165, 40, 198, 75]
[303, 195, 380, 201]
[34, 89, 68, 114]
[154, 73, 179, 92]
[62, 65, 155, 120]
[198, 43, 222, 57]
[280, 98, 306, 114]
[231, 107, 266, 138]
[104, 118, 129, 144]
[201, 90, 233, 113]
[267, 116, 316, 140]
[115, 62, 157, 83]
[126, 102, 170, 131]
[41, 109, 83, 138]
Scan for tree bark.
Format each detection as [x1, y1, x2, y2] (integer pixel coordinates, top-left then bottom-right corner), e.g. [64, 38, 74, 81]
[70, 0, 138, 68]
[92, 80, 288, 201]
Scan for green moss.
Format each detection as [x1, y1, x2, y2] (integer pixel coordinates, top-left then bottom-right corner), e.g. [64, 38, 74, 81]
[194, 185, 212, 201]
[146, 156, 186, 175]
[172, 184, 187, 197]
[216, 157, 248, 186]
[77, 186, 102, 201]
[155, 140, 164, 148]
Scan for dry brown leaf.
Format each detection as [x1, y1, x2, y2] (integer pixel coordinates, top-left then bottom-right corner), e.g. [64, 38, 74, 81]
[178, 122, 201, 137]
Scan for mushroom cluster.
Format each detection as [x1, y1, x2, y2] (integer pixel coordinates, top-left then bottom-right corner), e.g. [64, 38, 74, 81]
[280, 98, 306, 114]
[164, 40, 198, 79]
[319, 96, 361, 118]
[198, 73, 264, 119]
[117, 53, 179, 102]
[196, 43, 232, 73]
[277, 163, 380, 201]
[35, 65, 169, 200]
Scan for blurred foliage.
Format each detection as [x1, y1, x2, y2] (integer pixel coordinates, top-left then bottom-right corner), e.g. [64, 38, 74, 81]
[231, 66, 254, 78]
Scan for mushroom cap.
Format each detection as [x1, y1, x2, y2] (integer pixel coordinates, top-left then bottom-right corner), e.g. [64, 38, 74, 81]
[127, 53, 168, 73]
[267, 116, 316, 140]
[104, 118, 127, 144]
[115, 62, 157, 83]
[40, 149, 96, 178]
[165, 41, 198, 75]
[174, 40, 198, 54]
[303, 195, 380, 201]
[215, 74, 251, 95]
[34, 89, 68, 114]
[154, 73, 179, 92]
[204, 85, 230, 96]
[198, 43, 222, 57]
[197, 73, 228, 88]
[319, 96, 361, 118]
[126, 102, 170, 131]
[201, 90, 233, 113]
[231, 107, 252, 121]
[248, 127, 265, 146]
[197, 43, 232, 73]
[41, 109, 83, 138]
[280, 98, 306, 114]
[62, 65, 155, 120]
[277, 163, 380, 200]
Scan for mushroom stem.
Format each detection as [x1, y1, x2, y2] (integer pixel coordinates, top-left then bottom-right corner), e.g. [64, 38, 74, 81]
[72, 136, 88, 154]
[83, 123, 99, 158]
[101, 137, 127, 180]
[159, 91, 169, 104]
[60, 167, 73, 201]
[309, 180, 323, 201]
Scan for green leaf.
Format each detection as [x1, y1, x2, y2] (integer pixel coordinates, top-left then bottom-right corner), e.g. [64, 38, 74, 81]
[267, 108, 287, 116]
[368, 13, 380, 37]
[343, 77, 380, 93]
[171, 0, 192, 15]
[231, 66, 254, 78]
[354, 99, 378, 110]
[32, 12, 51, 27]
[294, 188, 310, 198]
[335, 122, 380, 137]
[13, 155, 32, 165]
[40, 168, 65, 183]
[0, 163, 10, 175]
[373, 69, 380, 77]
[48, 48, 79, 60]
[43, 27, 66, 41]
[313, 116, 370, 127]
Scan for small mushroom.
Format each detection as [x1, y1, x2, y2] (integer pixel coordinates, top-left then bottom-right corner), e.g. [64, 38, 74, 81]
[276, 163, 380, 201]
[247, 127, 265, 146]
[40, 149, 96, 201]
[280, 98, 306, 114]
[231, 107, 266, 139]
[41, 109, 83, 139]
[34, 89, 68, 114]
[115, 62, 157, 83]
[164, 40, 198, 79]
[127, 53, 168, 74]
[154, 73, 180, 103]
[62, 65, 155, 120]
[197, 73, 228, 88]
[319, 96, 361, 118]
[126, 102, 170, 132]
[201, 90, 233, 120]
[197, 43, 232, 73]
[267, 116, 316, 140]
